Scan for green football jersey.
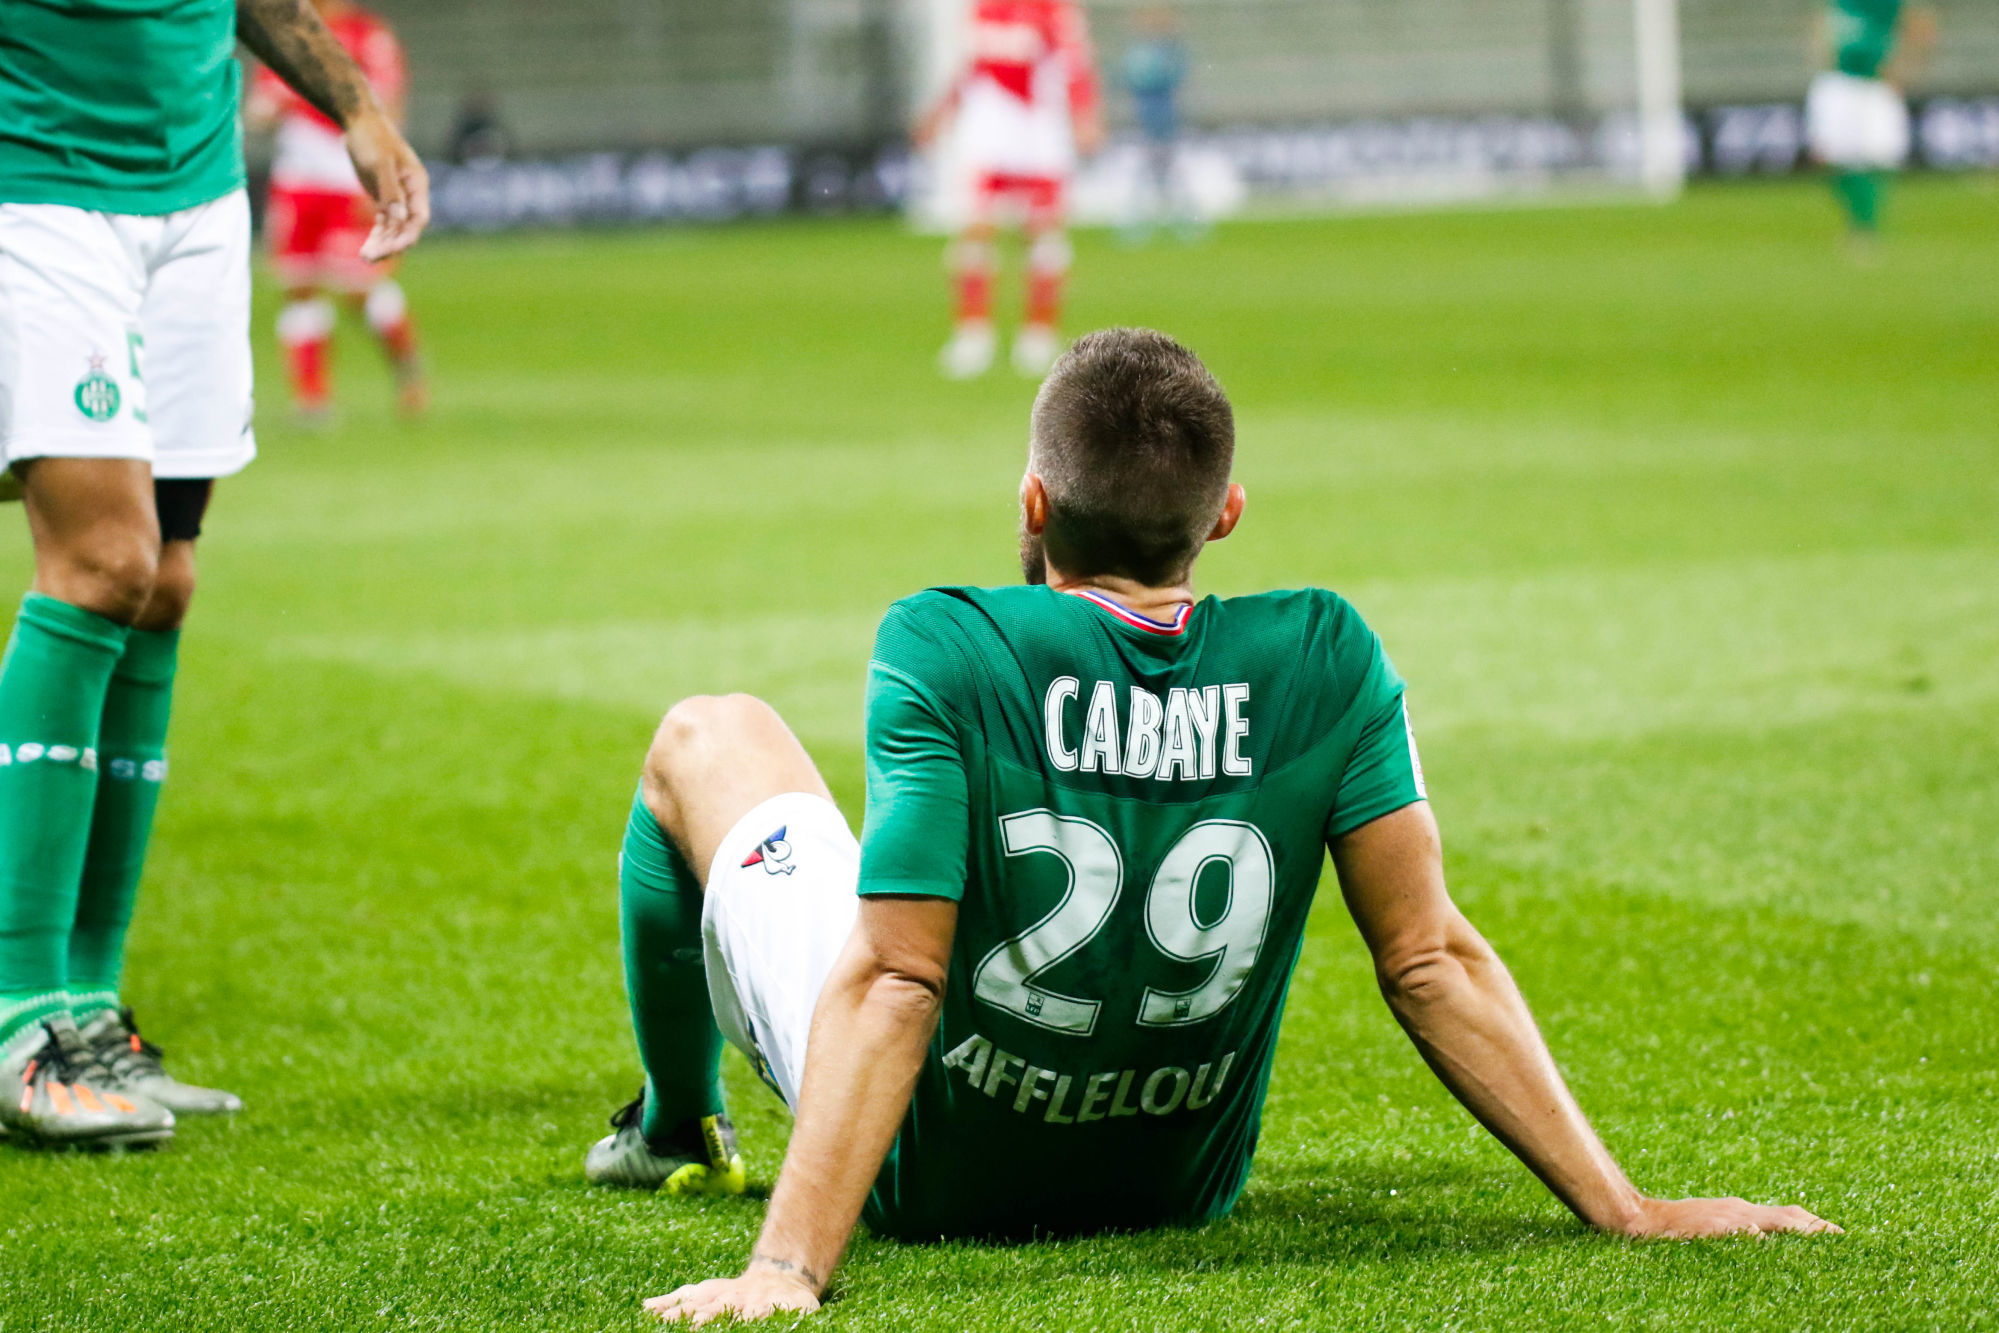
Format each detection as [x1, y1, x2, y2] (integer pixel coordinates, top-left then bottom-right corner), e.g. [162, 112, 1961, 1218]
[0, 0, 244, 214]
[1829, 0, 1903, 78]
[856, 584, 1424, 1239]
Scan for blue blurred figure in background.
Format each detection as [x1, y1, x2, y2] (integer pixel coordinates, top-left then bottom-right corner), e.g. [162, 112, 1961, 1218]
[1121, 6, 1200, 241]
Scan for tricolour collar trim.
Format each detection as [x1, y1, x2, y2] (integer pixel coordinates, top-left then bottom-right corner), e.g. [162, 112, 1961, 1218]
[1067, 588, 1194, 636]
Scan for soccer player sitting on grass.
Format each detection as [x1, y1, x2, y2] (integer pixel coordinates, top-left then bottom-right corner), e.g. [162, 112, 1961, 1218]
[588, 329, 1838, 1323]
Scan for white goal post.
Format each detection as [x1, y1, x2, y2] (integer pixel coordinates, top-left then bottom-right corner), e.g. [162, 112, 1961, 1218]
[1634, 0, 1688, 199]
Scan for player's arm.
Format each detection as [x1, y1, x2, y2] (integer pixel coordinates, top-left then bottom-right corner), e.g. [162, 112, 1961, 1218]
[647, 897, 958, 1324]
[234, 0, 428, 257]
[1884, 5, 1941, 92]
[1060, 4, 1106, 156]
[1331, 802, 1840, 1239]
[1809, 10, 1832, 67]
[912, 76, 964, 149]
[647, 640, 972, 1323]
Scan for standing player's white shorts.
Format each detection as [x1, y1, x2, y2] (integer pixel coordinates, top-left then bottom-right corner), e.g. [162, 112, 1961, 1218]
[0, 189, 256, 481]
[701, 792, 861, 1109]
[1807, 71, 1912, 170]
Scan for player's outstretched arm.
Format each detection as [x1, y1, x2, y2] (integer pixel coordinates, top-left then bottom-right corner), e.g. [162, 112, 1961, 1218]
[646, 896, 958, 1325]
[1885, 5, 1942, 92]
[235, 0, 429, 258]
[910, 83, 961, 149]
[1330, 803, 1841, 1240]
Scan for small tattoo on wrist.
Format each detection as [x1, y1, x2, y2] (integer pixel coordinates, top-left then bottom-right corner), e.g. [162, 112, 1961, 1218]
[751, 1251, 823, 1291]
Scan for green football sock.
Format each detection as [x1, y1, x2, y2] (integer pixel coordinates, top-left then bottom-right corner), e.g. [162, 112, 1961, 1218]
[68, 627, 179, 1019]
[0, 594, 130, 1057]
[1832, 169, 1884, 234]
[619, 786, 726, 1140]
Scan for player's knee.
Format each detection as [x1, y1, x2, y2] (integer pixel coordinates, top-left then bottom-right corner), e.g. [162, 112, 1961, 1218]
[1027, 230, 1073, 276]
[653, 693, 778, 755]
[276, 296, 336, 346]
[645, 694, 780, 800]
[363, 280, 407, 333]
[56, 535, 160, 624]
[136, 546, 198, 631]
[648, 696, 716, 778]
[948, 236, 996, 274]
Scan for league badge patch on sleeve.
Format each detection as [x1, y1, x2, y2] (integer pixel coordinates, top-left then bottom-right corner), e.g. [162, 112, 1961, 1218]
[740, 826, 795, 875]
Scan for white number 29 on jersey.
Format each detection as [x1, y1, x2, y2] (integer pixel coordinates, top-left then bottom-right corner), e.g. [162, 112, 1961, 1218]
[971, 810, 1274, 1037]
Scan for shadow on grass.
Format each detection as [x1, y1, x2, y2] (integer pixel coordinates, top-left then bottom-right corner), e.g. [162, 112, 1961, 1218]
[860, 1157, 1580, 1280]
[1216, 1175, 1581, 1265]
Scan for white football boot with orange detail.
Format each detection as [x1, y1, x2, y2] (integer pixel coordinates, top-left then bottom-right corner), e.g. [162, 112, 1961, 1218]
[0, 1015, 175, 1147]
[80, 1008, 242, 1116]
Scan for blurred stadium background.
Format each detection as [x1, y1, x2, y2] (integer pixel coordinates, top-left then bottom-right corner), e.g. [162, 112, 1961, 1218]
[243, 0, 1999, 229]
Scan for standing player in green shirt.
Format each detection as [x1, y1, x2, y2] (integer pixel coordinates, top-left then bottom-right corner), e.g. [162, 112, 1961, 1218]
[1806, 0, 1939, 241]
[0, 0, 427, 1147]
[583, 329, 1838, 1322]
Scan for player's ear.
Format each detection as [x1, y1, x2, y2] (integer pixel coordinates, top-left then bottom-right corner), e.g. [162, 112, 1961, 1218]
[1020, 472, 1051, 536]
[1207, 483, 1246, 542]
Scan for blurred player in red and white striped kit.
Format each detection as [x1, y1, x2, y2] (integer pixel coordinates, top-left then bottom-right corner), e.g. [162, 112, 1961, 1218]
[916, 0, 1105, 379]
[247, 0, 426, 421]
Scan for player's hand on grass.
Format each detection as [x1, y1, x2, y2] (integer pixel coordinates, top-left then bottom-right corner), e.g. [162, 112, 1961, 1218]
[345, 107, 431, 260]
[1615, 1196, 1843, 1240]
[644, 1266, 823, 1325]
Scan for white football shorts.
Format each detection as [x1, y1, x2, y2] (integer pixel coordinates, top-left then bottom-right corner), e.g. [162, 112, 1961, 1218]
[957, 77, 1077, 180]
[1807, 71, 1912, 170]
[701, 791, 861, 1109]
[0, 189, 256, 480]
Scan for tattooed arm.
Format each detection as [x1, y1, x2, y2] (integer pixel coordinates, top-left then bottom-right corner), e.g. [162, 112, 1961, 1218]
[236, 0, 429, 257]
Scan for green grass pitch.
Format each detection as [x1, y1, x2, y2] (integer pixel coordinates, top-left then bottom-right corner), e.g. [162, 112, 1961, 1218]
[2, 176, 1996, 1330]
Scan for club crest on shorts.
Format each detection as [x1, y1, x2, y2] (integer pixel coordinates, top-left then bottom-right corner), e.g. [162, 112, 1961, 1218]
[741, 826, 795, 875]
[74, 354, 121, 424]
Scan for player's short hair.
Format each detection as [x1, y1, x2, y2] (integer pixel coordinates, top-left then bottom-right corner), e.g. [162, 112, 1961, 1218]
[1029, 328, 1235, 587]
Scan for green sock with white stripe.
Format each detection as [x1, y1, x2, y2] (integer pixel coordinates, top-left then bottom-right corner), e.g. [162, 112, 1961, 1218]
[619, 787, 726, 1141]
[69, 627, 180, 1020]
[0, 594, 129, 1059]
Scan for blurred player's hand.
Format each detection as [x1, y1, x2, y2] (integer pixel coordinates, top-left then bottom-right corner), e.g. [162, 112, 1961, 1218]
[346, 106, 431, 260]
[644, 1271, 822, 1325]
[1074, 109, 1107, 158]
[1615, 1196, 1843, 1240]
[911, 101, 950, 150]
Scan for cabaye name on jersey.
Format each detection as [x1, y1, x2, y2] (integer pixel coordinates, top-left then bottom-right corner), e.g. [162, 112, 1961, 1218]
[1043, 678, 1251, 780]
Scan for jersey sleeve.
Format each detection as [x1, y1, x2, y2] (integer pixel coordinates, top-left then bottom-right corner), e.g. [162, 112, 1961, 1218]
[858, 604, 972, 901]
[1324, 634, 1427, 841]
